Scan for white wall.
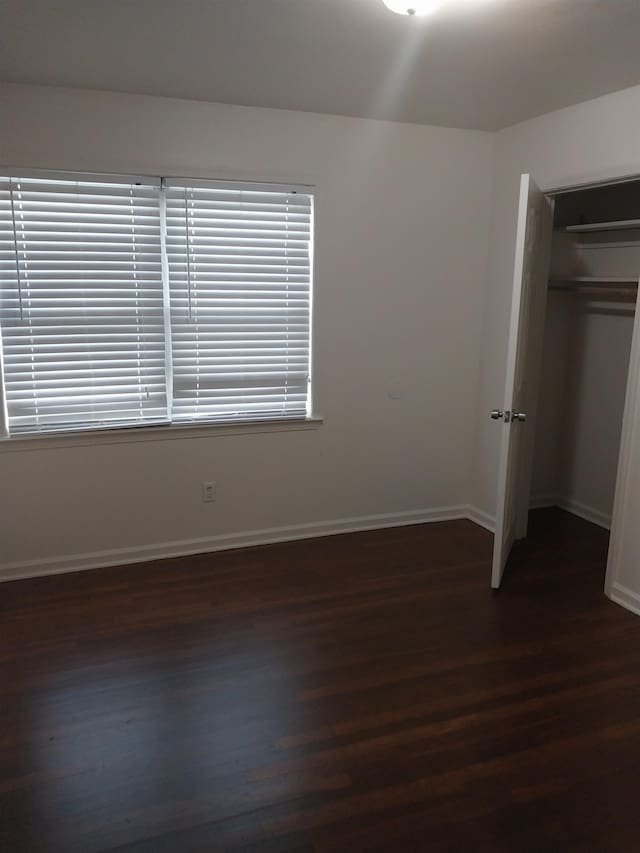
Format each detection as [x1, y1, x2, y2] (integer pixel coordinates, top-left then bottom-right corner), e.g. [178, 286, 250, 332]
[0, 83, 494, 576]
[532, 292, 635, 526]
[472, 82, 640, 610]
[531, 232, 639, 524]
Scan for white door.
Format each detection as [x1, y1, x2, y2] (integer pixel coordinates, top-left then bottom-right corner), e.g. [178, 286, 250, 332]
[491, 174, 554, 589]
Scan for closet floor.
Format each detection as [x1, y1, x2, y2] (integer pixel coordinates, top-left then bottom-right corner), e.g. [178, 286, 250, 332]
[2, 509, 640, 852]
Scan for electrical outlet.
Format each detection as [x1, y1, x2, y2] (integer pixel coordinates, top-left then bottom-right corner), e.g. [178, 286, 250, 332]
[202, 481, 216, 503]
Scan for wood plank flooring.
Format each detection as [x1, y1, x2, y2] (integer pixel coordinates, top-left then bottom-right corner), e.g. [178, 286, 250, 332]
[2, 509, 640, 852]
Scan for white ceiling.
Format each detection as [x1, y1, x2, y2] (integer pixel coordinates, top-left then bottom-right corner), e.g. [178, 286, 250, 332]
[2, 0, 640, 131]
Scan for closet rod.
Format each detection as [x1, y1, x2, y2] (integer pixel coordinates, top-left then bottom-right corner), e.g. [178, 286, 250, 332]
[549, 284, 637, 298]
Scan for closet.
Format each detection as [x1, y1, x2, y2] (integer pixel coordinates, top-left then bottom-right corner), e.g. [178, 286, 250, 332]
[490, 174, 640, 599]
[531, 180, 640, 533]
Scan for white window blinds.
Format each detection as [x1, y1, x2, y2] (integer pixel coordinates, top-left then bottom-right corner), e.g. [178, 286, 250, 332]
[164, 181, 312, 422]
[0, 172, 314, 437]
[0, 175, 167, 434]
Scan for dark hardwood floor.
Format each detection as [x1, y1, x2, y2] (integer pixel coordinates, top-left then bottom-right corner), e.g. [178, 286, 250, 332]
[2, 509, 640, 852]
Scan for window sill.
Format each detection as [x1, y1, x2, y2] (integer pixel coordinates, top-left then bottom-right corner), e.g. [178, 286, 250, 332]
[0, 416, 324, 453]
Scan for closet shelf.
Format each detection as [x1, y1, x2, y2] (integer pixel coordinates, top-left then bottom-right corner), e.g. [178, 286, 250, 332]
[564, 219, 640, 233]
[549, 276, 638, 286]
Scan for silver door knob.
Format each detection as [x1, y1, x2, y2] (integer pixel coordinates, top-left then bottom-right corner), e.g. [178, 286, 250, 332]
[490, 409, 504, 420]
[512, 411, 527, 422]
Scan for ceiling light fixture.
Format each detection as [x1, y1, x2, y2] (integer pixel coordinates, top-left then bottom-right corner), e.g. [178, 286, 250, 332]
[382, 0, 444, 15]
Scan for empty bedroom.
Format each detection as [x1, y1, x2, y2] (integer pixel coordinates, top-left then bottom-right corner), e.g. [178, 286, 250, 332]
[2, 1, 640, 851]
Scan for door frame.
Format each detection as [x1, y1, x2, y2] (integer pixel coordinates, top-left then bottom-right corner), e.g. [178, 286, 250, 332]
[530, 167, 640, 609]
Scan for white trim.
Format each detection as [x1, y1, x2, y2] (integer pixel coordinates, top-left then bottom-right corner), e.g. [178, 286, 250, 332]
[306, 193, 316, 418]
[471, 495, 614, 534]
[0, 415, 324, 453]
[0, 166, 161, 186]
[164, 176, 315, 195]
[608, 582, 640, 619]
[605, 275, 640, 599]
[0, 504, 483, 583]
[464, 505, 495, 532]
[555, 497, 611, 530]
[545, 169, 640, 196]
[0, 165, 317, 195]
[529, 495, 611, 529]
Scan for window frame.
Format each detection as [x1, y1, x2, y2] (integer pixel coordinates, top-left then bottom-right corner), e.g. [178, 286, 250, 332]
[0, 167, 320, 445]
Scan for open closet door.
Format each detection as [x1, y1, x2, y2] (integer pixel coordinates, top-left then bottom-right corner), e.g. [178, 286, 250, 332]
[491, 174, 554, 589]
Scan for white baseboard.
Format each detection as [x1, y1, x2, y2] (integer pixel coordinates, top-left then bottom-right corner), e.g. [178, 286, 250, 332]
[468, 495, 612, 536]
[0, 504, 488, 583]
[530, 494, 611, 530]
[0, 496, 616, 586]
[556, 497, 611, 530]
[464, 505, 495, 532]
[608, 582, 640, 618]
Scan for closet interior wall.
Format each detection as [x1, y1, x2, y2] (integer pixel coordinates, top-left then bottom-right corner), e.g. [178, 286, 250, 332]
[531, 181, 640, 529]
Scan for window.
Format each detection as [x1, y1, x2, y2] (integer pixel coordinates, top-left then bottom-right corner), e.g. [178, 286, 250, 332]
[164, 180, 313, 423]
[0, 171, 314, 436]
